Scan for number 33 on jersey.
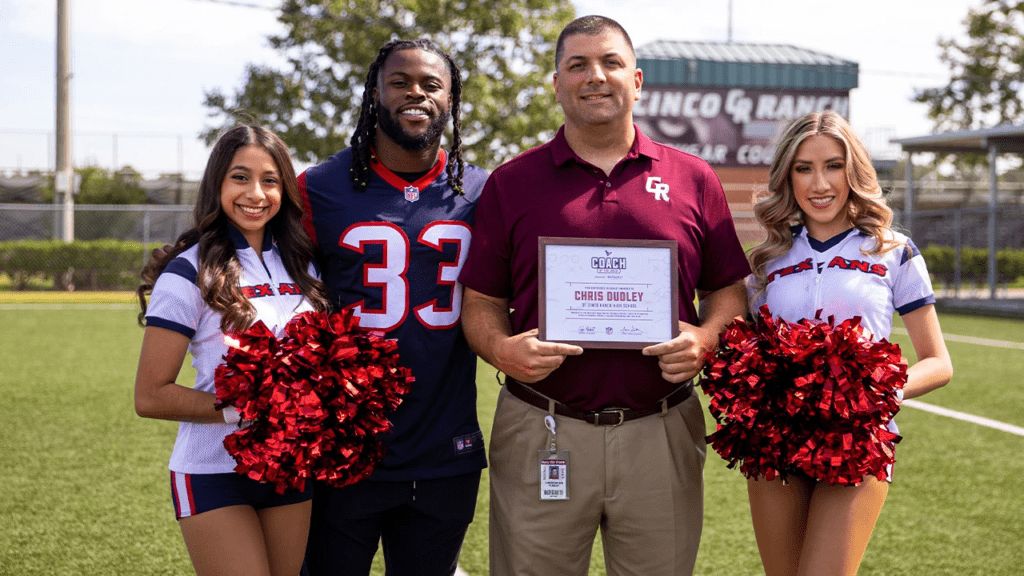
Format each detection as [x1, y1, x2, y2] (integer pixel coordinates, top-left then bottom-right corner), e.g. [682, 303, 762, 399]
[338, 220, 471, 331]
[297, 147, 488, 337]
[297, 146, 489, 479]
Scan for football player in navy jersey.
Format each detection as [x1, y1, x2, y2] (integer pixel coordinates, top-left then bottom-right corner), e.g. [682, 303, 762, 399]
[298, 39, 488, 576]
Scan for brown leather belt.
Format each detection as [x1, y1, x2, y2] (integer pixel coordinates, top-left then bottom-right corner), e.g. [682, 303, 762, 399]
[504, 378, 693, 427]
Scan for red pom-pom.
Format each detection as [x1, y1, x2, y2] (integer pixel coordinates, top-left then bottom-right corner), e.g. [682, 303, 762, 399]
[215, 310, 414, 494]
[700, 305, 905, 485]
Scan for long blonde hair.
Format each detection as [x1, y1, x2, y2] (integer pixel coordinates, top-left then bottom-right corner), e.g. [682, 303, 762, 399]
[749, 111, 901, 291]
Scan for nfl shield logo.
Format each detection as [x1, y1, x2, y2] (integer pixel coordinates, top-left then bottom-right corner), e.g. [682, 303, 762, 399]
[404, 185, 420, 202]
[606, 327, 614, 335]
[457, 439, 465, 450]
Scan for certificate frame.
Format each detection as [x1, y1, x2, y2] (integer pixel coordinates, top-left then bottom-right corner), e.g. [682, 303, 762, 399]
[538, 237, 679, 349]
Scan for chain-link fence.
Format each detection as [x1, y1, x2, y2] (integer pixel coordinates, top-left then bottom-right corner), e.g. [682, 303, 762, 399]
[894, 205, 1024, 302]
[2, 202, 1022, 294]
[0, 203, 192, 242]
[897, 205, 1024, 251]
[0, 204, 192, 290]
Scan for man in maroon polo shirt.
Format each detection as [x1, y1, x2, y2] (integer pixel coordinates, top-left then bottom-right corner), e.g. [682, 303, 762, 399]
[458, 15, 750, 576]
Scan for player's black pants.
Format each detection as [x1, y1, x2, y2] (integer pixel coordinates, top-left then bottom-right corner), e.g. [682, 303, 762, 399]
[303, 470, 481, 576]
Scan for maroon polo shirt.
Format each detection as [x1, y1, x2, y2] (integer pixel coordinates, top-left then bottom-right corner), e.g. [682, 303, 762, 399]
[459, 125, 750, 411]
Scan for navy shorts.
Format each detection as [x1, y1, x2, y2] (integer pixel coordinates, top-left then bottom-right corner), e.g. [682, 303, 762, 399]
[171, 471, 314, 520]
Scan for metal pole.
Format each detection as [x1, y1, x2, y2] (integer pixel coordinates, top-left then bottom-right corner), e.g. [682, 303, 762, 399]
[177, 135, 184, 204]
[988, 144, 998, 299]
[904, 152, 914, 239]
[52, 168, 61, 239]
[56, 0, 74, 242]
[728, 0, 733, 42]
[954, 209, 961, 298]
[49, 130, 59, 238]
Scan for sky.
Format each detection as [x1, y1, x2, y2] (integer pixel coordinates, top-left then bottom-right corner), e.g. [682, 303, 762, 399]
[0, 0, 983, 180]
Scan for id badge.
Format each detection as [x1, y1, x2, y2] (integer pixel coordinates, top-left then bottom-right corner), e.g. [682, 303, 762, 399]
[539, 450, 569, 500]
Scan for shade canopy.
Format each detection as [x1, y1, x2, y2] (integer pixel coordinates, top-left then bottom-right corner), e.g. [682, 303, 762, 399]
[891, 124, 1024, 155]
[892, 124, 1024, 300]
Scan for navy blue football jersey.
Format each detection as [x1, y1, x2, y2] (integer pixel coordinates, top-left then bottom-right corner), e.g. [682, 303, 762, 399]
[299, 148, 488, 481]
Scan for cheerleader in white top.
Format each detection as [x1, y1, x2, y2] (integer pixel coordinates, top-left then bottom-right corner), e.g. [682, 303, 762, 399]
[745, 111, 953, 576]
[134, 125, 328, 576]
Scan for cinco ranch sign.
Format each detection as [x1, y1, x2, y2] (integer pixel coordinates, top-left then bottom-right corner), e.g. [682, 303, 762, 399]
[633, 87, 850, 167]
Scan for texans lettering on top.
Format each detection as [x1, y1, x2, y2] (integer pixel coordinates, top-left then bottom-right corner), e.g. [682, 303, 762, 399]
[240, 282, 301, 299]
[766, 256, 888, 285]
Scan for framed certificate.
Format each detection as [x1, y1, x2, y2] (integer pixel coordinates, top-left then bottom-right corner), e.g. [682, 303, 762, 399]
[538, 237, 679, 349]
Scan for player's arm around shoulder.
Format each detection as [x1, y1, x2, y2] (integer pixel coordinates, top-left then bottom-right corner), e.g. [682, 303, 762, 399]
[642, 280, 748, 384]
[461, 288, 582, 384]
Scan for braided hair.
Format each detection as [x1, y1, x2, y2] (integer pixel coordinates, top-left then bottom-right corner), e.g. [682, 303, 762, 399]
[349, 39, 466, 195]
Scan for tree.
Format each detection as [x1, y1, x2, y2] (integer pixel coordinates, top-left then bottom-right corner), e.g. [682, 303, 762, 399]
[914, 0, 1024, 132]
[202, 0, 576, 168]
[60, 166, 145, 205]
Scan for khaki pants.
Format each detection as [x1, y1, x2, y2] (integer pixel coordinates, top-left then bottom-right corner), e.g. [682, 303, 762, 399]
[489, 386, 707, 576]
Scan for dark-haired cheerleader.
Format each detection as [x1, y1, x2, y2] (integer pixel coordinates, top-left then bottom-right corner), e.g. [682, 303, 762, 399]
[135, 124, 328, 576]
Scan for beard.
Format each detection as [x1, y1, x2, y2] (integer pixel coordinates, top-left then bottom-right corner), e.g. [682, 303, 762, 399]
[376, 105, 451, 151]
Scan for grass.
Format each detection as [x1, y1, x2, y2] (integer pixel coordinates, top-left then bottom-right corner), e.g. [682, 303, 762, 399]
[897, 313, 1024, 428]
[0, 308, 189, 575]
[0, 305, 1021, 575]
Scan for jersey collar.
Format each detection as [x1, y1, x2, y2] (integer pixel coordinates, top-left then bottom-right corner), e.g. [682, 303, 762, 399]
[792, 224, 863, 253]
[369, 147, 447, 192]
[226, 224, 273, 252]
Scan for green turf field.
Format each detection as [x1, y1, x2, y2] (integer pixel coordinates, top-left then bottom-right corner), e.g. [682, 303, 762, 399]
[0, 304, 1021, 575]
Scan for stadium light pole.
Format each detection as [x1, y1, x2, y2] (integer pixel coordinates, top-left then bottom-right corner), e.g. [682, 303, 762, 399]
[56, 0, 74, 242]
[727, 0, 733, 42]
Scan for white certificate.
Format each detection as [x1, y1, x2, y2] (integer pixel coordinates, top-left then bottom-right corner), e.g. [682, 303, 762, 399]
[538, 237, 679, 349]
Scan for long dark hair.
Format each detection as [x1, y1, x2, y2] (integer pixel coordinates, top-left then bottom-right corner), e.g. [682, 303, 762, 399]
[349, 38, 466, 194]
[137, 125, 328, 332]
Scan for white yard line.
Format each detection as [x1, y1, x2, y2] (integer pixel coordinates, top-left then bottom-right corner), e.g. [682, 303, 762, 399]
[902, 399, 1024, 437]
[892, 327, 1024, 351]
[891, 327, 1024, 436]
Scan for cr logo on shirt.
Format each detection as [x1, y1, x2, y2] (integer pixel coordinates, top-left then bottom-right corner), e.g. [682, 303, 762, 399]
[645, 177, 670, 201]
